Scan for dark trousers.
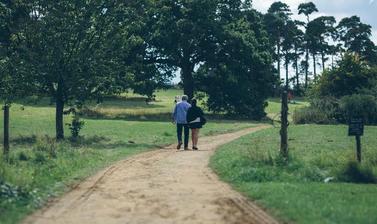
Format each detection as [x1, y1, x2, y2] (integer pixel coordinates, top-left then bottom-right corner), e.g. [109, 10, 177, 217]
[177, 123, 189, 147]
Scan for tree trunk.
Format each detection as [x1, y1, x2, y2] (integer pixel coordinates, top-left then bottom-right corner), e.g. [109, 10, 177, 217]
[305, 49, 309, 89]
[280, 90, 288, 159]
[3, 104, 10, 159]
[295, 48, 299, 93]
[321, 52, 325, 72]
[277, 42, 281, 79]
[285, 59, 289, 88]
[56, 80, 65, 140]
[331, 54, 334, 69]
[313, 53, 317, 79]
[181, 63, 194, 100]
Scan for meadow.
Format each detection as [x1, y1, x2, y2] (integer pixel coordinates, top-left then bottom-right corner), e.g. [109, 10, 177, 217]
[0, 89, 256, 224]
[211, 125, 377, 224]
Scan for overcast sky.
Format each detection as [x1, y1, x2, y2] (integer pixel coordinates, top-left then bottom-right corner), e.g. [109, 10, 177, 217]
[252, 0, 377, 44]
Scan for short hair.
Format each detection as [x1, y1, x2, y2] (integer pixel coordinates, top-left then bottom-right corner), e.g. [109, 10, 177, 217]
[181, 95, 188, 101]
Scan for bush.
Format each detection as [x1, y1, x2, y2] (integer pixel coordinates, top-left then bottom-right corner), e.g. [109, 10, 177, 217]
[339, 94, 377, 124]
[67, 115, 85, 139]
[294, 94, 377, 125]
[293, 107, 334, 124]
[312, 54, 376, 97]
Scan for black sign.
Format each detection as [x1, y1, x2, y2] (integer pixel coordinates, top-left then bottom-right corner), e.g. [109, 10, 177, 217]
[348, 118, 364, 136]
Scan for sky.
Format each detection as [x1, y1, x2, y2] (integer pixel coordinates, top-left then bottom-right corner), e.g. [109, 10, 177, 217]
[252, 0, 377, 44]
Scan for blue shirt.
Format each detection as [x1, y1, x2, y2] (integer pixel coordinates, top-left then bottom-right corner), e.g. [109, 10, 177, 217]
[173, 101, 191, 124]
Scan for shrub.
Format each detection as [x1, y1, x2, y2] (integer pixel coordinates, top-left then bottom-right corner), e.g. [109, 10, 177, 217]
[312, 54, 376, 97]
[67, 115, 85, 139]
[293, 107, 334, 124]
[339, 94, 377, 124]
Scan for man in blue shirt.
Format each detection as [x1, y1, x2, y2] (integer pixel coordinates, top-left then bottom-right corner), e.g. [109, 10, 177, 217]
[173, 95, 191, 150]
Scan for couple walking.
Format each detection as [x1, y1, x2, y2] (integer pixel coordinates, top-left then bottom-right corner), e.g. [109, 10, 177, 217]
[172, 95, 206, 150]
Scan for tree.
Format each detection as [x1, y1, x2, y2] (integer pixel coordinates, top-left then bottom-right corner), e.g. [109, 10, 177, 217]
[0, 1, 31, 157]
[313, 53, 376, 97]
[196, 4, 275, 119]
[281, 20, 304, 91]
[146, 0, 219, 99]
[337, 16, 377, 64]
[22, 0, 160, 140]
[306, 16, 336, 76]
[298, 2, 318, 88]
[291, 21, 305, 94]
[264, 1, 292, 80]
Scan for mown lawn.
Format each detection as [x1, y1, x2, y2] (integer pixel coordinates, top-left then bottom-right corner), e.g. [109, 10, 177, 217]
[0, 89, 257, 224]
[265, 97, 309, 121]
[210, 125, 377, 224]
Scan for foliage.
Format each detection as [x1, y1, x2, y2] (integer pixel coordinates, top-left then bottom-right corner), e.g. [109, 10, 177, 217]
[312, 54, 376, 97]
[339, 94, 377, 124]
[292, 107, 333, 124]
[337, 16, 377, 64]
[197, 8, 275, 119]
[146, 0, 220, 99]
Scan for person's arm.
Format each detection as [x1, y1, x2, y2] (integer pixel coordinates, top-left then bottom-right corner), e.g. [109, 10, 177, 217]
[172, 105, 178, 122]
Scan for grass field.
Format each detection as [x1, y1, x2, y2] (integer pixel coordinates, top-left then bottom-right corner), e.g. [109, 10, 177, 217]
[210, 125, 377, 224]
[0, 89, 257, 224]
[265, 97, 309, 121]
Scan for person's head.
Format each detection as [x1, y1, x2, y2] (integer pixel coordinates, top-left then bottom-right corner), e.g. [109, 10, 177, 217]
[181, 95, 188, 101]
[191, 98, 197, 107]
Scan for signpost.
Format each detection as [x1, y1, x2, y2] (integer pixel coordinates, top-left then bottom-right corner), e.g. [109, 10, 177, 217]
[348, 118, 364, 162]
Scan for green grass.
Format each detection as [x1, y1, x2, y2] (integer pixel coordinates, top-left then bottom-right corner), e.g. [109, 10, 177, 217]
[0, 89, 257, 224]
[210, 125, 377, 224]
[266, 97, 309, 121]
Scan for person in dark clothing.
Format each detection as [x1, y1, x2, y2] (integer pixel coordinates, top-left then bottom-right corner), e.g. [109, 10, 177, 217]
[186, 99, 206, 150]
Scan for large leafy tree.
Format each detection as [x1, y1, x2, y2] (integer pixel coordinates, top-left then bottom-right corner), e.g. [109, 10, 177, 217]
[298, 1, 318, 88]
[146, 0, 218, 99]
[22, 0, 159, 140]
[0, 0, 32, 157]
[337, 16, 377, 64]
[197, 4, 274, 119]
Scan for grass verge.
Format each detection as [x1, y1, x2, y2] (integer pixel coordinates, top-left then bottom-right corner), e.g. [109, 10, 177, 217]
[210, 125, 377, 224]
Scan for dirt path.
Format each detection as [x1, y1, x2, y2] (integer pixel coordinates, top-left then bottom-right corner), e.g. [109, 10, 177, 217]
[24, 126, 278, 224]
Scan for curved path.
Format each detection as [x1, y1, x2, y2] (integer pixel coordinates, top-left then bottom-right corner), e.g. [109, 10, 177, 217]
[24, 125, 278, 224]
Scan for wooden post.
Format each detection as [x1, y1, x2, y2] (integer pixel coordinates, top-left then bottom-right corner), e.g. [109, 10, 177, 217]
[3, 104, 10, 159]
[280, 90, 288, 158]
[356, 135, 361, 163]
